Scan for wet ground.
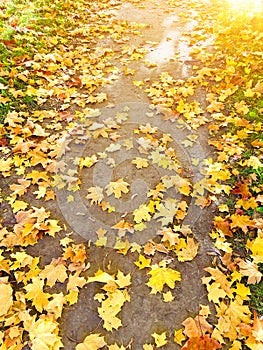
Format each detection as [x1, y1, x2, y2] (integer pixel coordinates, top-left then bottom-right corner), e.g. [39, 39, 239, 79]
[27, 0, 216, 348]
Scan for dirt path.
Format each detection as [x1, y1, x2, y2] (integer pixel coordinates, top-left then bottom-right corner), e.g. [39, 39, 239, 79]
[47, 1, 216, 349]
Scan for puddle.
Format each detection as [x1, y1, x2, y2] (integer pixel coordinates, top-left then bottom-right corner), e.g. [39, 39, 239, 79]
[146, 30, 180, 64]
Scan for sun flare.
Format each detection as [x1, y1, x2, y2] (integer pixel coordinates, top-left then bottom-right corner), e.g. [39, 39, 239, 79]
[228, 0, 263, 14]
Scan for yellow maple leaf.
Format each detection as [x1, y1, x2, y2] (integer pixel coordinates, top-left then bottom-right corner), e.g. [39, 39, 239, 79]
[65, 290, 79, 305]
[79, 155, 98, 169]
[143, 344, 154, 350]
[87, 270, 115, 284]
[131, 157, 149, 169]
[230, 214, 255, 233]
[234, 100, 249, 115]
[238, 259, 263, 283]
[133, 204, 151, 223]
[174, 328, 186, 345]
[246, 237, 263, 264]
[233, 283, 251, 300]
[105, 178, 130, 199]
[24, 316, 63, 350]
[153, 198, 179, 226]
[46, 292, 66, 319]
[163, 291, 174, 302]
[177, 237, 200, 262]
[86, 186, 104, 205]
[76, 334, 106, 350]
[24, 277, 51, 312]
[0, 277, 13, 316]
[116, 270, 131, 288]
[152, 332, 168, 348]
[207, 282, 227, 303]
[98, 288, 130, 331]
[11, 200, 28, 213]
[147, 265, 181, 294]
[134, 254, 152, 269]
[39, 258, 68, 287]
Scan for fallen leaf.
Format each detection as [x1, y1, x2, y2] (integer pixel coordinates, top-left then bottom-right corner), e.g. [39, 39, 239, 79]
[76, 334, 106, 350]
[105, 178, 130, 199]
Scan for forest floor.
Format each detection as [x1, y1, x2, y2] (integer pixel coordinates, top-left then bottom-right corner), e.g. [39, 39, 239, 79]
[0, 0, 263, 349]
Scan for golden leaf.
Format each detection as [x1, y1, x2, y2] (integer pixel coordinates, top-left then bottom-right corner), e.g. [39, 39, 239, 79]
[24, 277, 51, 312]
[0, 277, 13, 316]
[133, 204, 151, 223]
[131, 157, 149, 169]
[147, 265, 181, 294]
[134, 255, 152, 270]
[76, 334, 106, 350]
[174, 328, 186, 345]
[105, 178, 130, 199]
[152, 332, 168, 348]
[24, 316, 63, 350]
[39, 258, 68, 287]
[177, 237, 199, 262]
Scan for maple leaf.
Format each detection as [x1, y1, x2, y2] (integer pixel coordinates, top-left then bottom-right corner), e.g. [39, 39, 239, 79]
[105, 178, 130, 199]
[24, 277, 51, 312]
[163, 290, 174, 302]
[79, 155, 98, 169]
[174, 328, 186, 345]
[246, 237, 263, 264]
[39, 258, 68, 287]
[158, 227, 180, 246]
[134, 254, 152, 269]
[0, 277, 13, 316]
[217, 297, 251, 331]
[182, 335, 222, 350]
[143, 345, 154, 350]
[230, 214, 255, 233]
[237, 259, 263, 284]
[76, 334, 106, 350]
[152, 332, 168, 348]
[9, 178, 31, 197]
[24, 316, 63, 350]
[206, 282, 227, 303]
[46, 292, 66, 319]
[112, 220, 134, 235]
[177, 237, 200, 262]
[97, 287, 130, 331]
[147, 264, 181, 294]
[10, 199, 29, 213]
[131, 157, 149, 169]
[133, 204, 151, 223]
[182, 310, 213, 339]
[116, 270, 131, 288]
[232, 181, 251, 200]
[87, 270, 115, 284]
[86, 186, 104, 205]
[202, 267, 232, 294]
[153, 198, 179, 226]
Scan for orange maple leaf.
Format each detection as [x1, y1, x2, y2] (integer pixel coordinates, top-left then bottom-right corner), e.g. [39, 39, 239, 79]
[182, 335, 222, 350]
[232, 181, 251, 200]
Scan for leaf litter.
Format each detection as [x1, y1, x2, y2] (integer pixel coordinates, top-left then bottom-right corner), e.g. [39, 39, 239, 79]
[0, 0, 263, 349]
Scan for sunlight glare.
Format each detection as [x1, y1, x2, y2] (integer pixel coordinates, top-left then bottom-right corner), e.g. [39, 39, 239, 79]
[228, 0, 263, 14]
